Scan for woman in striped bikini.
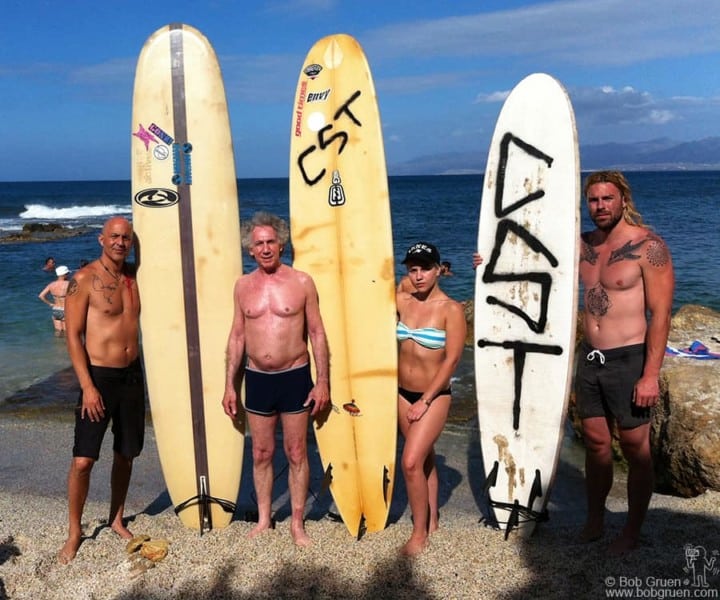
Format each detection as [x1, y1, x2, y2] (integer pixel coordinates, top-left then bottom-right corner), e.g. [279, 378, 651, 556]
[396, 242, 466, 556]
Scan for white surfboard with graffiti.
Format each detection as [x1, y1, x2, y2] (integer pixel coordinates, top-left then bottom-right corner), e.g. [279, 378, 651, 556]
[474, 73, 580, 537]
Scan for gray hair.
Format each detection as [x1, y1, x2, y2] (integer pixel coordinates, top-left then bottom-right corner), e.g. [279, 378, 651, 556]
[240, 211, 290, 252]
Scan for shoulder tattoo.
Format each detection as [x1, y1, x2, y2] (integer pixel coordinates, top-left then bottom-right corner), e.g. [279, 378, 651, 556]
[586, 283, 611, 318]
[66, 279, 79, 296]
[646, 234, 670, 267]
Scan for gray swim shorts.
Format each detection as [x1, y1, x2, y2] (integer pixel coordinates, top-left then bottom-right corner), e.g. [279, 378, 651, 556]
[575, 341, 650, 429]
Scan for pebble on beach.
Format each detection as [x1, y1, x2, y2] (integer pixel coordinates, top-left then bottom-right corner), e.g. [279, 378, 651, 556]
[1, 415, 719, 600]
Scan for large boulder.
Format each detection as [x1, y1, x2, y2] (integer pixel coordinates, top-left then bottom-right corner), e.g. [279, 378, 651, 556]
[652, 305, 720, 496]
[568, 304, 720, 496]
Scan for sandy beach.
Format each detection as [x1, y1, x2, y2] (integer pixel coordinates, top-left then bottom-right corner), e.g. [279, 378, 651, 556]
[1, 412, 718, 600]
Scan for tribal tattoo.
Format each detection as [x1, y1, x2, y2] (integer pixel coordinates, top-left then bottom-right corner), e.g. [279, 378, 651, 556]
[586, 283, 611, 318]
[66, 279, 79, 296]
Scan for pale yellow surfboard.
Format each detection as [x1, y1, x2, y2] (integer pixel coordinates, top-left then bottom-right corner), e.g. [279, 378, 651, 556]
[289, 34, 397, 536]
[131, 23, 244, 531]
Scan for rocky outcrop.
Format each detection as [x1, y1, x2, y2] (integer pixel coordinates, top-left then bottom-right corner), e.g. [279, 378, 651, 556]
[652, 306, 720, 496]
[569, 304, 720, 497]
[0, 222, 92, 243]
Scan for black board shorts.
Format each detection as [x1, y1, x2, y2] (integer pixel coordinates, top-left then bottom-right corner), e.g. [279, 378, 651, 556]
[575, 342, 650, 429]
[244, 363, 314, 416]
[73, 359, 145, 460]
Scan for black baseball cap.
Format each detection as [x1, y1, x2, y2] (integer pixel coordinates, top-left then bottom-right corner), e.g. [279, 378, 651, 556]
[401, 242, 441, 266]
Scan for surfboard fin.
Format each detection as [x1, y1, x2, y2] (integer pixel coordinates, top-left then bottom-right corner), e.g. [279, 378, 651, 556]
[485, 466, 548, 537]
[527, 469, 543, 510]
[357, 515, 367, 541]
[505, 501, 520, 540]
[320, 463, 333, 493]
[199, 476, 212, 534]
[483, 461, 499, 494]
[174, 475, 236, 535]
[382, 465, 390, 506]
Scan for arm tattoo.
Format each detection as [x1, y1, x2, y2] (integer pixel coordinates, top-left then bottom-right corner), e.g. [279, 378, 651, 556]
[580, 241, 599, 265]
[646, 234, 670, 267]
[608, 239, 644, 265]
[586, 283, 611, 318]
[66, 279, 79, 296]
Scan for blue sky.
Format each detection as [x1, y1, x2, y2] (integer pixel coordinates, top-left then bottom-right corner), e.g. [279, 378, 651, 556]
[1, 0, 719, 181]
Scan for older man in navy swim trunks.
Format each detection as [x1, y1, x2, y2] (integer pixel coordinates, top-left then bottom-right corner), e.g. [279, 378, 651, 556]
[222, 212, 330, 546]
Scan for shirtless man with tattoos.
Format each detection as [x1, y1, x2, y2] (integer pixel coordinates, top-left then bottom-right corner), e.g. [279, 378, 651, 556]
[58, 217, 144, 563]
[576, 171, 674, 555]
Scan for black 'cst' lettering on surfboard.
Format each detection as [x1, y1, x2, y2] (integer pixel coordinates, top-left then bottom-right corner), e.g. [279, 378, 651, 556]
[476, 339, 563, 430]
[478, 131, 565, 432]
[495, 133, 553, 217]
[297, 90, 362, 186]
[482, 219, 558, 333]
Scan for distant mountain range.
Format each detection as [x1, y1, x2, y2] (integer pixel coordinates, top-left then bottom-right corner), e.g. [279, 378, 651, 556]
[388, 137, 720, 176]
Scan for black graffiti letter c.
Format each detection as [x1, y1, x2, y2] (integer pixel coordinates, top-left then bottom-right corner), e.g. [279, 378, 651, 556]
[298, 144, 325, 186]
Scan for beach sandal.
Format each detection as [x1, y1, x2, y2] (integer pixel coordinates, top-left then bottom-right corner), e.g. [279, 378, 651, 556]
[665, 340, 720, 359]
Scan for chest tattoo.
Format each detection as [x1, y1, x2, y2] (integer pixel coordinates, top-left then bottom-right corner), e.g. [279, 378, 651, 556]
[580, 242, 599, 265]
[586, 283, 611, 318]
[92, 275, 119, 305]
[608, 239, 645, 265]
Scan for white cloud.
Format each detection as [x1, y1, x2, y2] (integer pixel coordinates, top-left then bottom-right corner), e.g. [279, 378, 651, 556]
[646, 110, 675, 125]
[570, 85, 678, 127]
[70, 58, 135, 86]
[377, 70, 476, 94]
[362, 0, 720, 67]
[474, 90, 510, 104]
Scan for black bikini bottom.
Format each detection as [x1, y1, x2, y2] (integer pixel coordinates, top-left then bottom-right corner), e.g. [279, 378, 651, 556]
[398, 386, 452, 404]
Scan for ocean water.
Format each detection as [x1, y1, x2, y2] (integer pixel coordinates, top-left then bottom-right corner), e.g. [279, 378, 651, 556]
[1, 172, 718, 405]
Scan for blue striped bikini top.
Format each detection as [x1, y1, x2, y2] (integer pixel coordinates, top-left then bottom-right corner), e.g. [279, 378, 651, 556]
[396, 321, 446, 350]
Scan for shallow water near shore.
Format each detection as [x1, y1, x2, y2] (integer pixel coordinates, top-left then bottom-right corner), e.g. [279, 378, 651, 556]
[2, 172, 720, 404]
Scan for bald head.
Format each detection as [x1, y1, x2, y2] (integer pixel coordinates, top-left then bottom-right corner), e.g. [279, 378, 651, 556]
[99, 216, 134, 261]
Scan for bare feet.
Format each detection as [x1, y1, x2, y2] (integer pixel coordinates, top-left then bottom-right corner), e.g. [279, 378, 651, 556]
[400, 534, 428, 557]
[248, 518, 275, 539]
[111, 522, 134, 540]
[58, 534, 82, 564]
[608, 533, 639, 556]
[578, 518, 604, 543]
[291, 521, 311, 547]
[429, 511, 440, 535]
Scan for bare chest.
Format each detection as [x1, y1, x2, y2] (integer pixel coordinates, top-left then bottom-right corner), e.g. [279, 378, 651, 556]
[581, 255, 643, 292]
[91, 275, 140, 317]
[242, 282, 304, 320]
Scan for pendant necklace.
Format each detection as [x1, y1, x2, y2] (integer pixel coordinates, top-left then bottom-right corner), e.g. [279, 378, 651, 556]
[100, 260, 121, 282]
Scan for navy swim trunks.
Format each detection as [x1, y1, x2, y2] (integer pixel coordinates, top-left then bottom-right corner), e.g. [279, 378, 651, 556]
[244, 363, 314, 416]
[73, 359, 145, 460]
[575, 341, 650, 429]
